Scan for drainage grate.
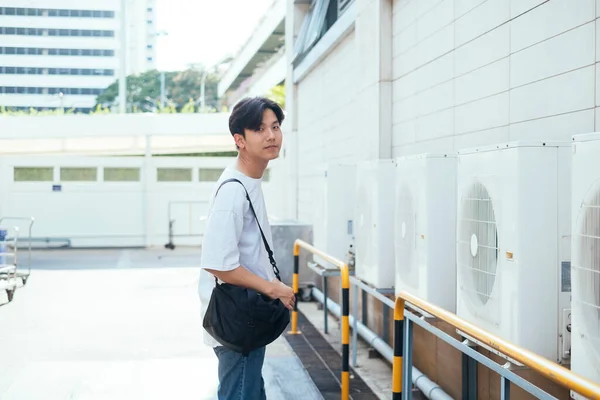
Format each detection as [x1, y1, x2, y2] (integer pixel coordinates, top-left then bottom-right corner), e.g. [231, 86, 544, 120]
[284, 311, 378, 400]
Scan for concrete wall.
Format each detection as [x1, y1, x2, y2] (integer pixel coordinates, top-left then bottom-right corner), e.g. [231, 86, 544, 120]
[0, 113, 231, 139]
[287, 0, 600, 269]
[296, 31, 361, 224]
[285, 0, 593, 398]
[0, 113, 234, 155]
[392, 0, 597, 156]
[288, 0, 600, 279]
[0, 155, 283, 248]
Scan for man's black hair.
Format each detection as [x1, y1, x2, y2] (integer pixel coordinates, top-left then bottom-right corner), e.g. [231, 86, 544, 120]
[228, 97, 285, 138]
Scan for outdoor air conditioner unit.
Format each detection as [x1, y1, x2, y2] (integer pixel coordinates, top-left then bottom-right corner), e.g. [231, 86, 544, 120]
[571, 133, 600, 399]
[313, 163, 356, 265]
[456, 141, 571, 364]
[354, 159, 395, 288]
[394, 153, 457, 312]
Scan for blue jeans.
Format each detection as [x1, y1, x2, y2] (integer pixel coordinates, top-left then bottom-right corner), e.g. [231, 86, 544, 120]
[213, 346, 266, 400]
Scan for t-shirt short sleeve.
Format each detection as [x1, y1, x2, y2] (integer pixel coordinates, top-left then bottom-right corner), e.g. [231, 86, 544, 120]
[200, 182, 247, 272]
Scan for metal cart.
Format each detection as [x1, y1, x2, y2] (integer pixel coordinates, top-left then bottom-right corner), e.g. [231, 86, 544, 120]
[0, 226, 19, 302]
[0, 216, 34, 286]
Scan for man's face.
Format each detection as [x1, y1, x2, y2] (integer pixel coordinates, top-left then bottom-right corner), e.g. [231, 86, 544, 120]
[235, 108, 282, 161]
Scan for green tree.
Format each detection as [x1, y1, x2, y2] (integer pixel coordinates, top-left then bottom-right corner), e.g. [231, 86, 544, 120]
[266, 84, 285, 108]
[169, 68, 219, 112]
[95, 67, 220, 113]
[95, 70, 173, 111]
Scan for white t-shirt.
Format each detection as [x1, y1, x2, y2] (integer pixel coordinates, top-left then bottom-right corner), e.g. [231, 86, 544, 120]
[198, 164, 276, 347]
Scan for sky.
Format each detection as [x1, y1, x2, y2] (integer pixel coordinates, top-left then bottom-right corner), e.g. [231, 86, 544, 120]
[155, 0, 274, 72]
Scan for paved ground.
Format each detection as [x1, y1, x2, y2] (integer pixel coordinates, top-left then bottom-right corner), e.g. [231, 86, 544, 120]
[0, 248, 322, 400]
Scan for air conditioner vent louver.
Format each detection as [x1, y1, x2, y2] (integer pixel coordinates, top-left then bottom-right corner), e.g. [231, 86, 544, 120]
[458, 182, 499, 307]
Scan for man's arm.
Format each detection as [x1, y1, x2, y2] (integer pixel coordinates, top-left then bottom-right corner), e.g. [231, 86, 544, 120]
[206, 266, 295, 310]
[201, 185, 294, 310]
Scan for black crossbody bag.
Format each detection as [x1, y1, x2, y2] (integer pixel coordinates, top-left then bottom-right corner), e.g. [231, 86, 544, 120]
[202, 178, 290, 356]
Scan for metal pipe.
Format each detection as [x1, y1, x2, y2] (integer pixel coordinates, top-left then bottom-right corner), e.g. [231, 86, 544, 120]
[311, 287, 453, 400]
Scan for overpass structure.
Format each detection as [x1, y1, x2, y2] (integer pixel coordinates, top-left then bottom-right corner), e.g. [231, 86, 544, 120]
[217, 0, 286, 107]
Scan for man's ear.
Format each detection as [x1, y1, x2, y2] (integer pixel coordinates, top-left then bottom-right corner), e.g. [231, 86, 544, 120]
[233, 133, 246, 149]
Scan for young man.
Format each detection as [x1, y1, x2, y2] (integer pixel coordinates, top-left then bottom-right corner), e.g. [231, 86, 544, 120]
[198, 97, 295, 399]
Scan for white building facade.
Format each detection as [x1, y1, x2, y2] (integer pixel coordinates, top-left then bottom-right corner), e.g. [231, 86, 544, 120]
[0, 0, 156, 113]
[276, 1, 597, 398]
[282, 0, 599, 223]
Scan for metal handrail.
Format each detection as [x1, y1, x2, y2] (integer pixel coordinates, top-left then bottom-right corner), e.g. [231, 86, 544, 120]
[393, 291, 600, 400]
[291, 239, 350, 400]
[0, 216, 34, 274]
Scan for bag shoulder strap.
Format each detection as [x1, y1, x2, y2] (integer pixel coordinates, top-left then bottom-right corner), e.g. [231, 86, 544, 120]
[213, 178, 281, 283]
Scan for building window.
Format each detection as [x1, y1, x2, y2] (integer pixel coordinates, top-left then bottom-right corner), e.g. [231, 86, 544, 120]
[147, 57, 153, 62]
[0, 47, 113, 57]
[0, 7, 115, 18]
[14, 167, 53, 182]
[60, 167, 97, 182]
[104, 168, 141, 182]
[292, 0, 354, 65]
[0, 27, 114, 37]
[157, 168, 192, 182]
[198, 168, 224, 182]
[0, 86, 104, 96]
[0, 67, 43, 74]
[33, 67, 114, 76]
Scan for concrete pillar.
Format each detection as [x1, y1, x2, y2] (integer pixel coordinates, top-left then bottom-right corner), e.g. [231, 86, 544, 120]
[284, 0, 310, 220]
[355, 0, 393, 160]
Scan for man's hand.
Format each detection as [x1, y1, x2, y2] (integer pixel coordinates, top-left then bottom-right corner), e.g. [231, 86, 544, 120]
[269, 279, 295, 311]
[206, 266, 296, 310]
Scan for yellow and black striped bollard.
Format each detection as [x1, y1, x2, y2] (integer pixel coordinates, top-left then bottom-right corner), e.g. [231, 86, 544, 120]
[289, 243, 301, 334]
[392, 297, 405, 399]
[341, 264, 350, 400]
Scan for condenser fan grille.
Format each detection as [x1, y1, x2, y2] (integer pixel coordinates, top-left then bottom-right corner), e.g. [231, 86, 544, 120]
[573, 187, 600, 360]
[458, 182, 499, 306]
[396, 185, 417, 287]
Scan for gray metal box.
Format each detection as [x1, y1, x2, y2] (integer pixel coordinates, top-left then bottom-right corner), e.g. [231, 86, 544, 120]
[269, 220, 315, 287]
